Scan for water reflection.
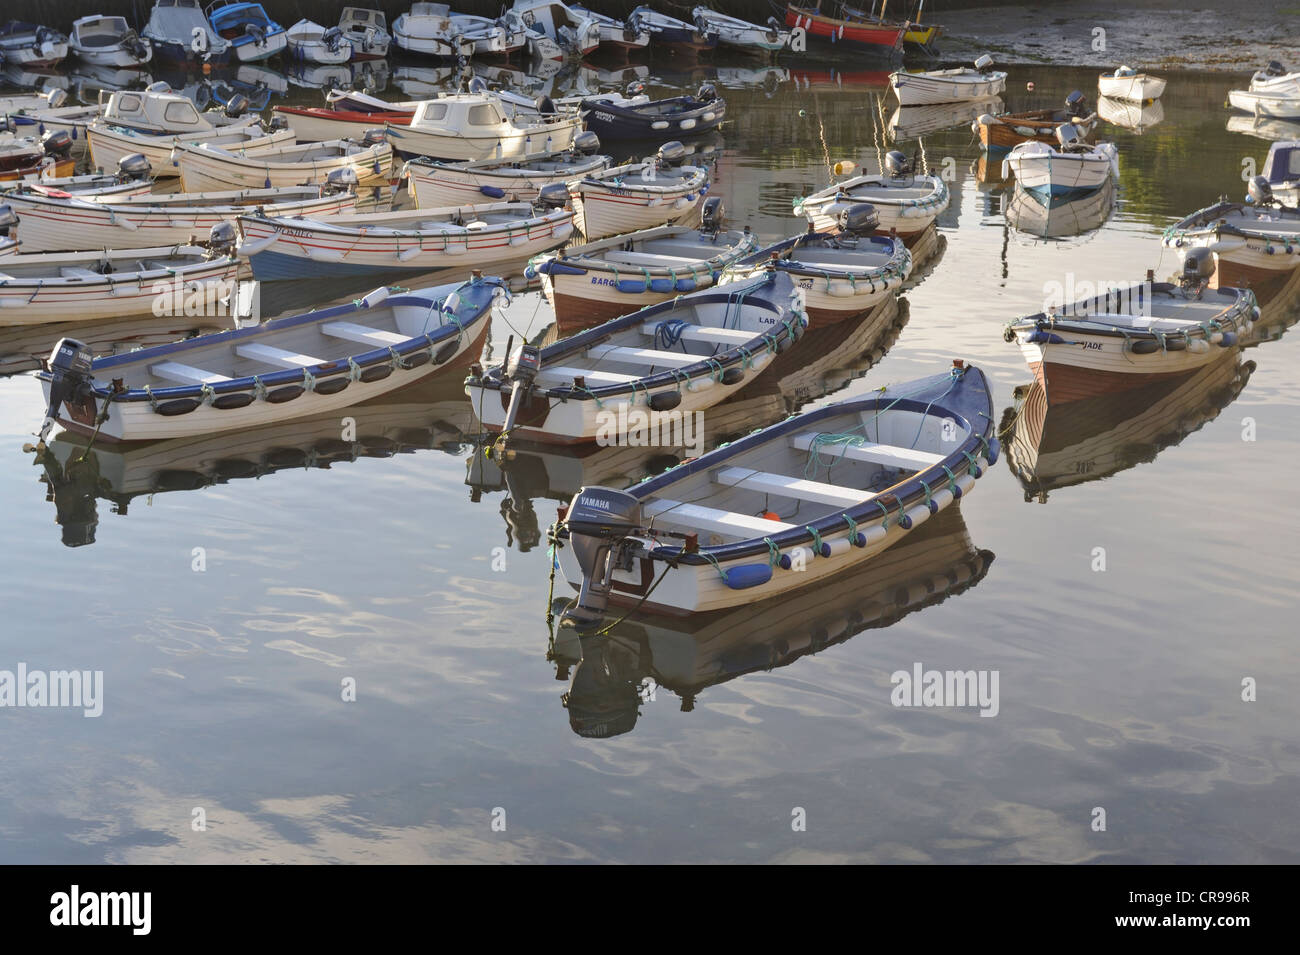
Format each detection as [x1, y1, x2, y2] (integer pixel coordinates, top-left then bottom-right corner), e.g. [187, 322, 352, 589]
[1097, 95, 1164, 134]
[889, 97, 1002, 141]
[1003, 178, 1117, 243]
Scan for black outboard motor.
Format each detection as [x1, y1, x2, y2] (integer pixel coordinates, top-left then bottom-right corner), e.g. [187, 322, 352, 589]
[0, 205, 18, 235]
[268, 114, 289, 132]
[499, 339, 541, 438]
[571, 130, 600, 155]
[38, 338, 95, 445]
[208, 221, 237, 255]
[1179, 248, 1215, 288]
[835, 201, 879, 236]
[696, 82, 717, 104]
[1264, 60, 1286, 77]
[325, 166, 359, 194]
[117, 153, 151, 181]
[41, 130, 73, 159]
[656, 140, 687, 168]
[123, 29, 149, 60]
[700, 196, 724, 234]
[1247, 174, 1277, 207]
[361, 127, 386, 146]
[323, 26, 345, 52]
[560, 486, 646, 630]
[534, 94, 556, 115]
[884, 149, 912, 178]
[626, 80, 646, 98]
[535, 182, 570, 210]
[1065, 89, 1089, 117]
[223, 93, 249, 119]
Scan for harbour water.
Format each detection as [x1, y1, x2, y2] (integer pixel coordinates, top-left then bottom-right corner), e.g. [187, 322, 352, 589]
[1, 61, 1298, 863]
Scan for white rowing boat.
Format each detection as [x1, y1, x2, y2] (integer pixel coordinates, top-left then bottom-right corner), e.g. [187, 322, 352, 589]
[794, 151, 949, 238]
[175, 136, 392, 191]
[568, 142, 710, 241]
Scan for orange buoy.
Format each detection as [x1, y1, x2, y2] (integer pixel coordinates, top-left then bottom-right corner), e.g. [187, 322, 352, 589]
[762, 511, 781, 521]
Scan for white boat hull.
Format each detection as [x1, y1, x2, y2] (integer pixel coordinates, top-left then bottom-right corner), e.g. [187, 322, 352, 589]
[385, 117, 583, 163]
[176, 142, 392, 191]
[891, 70, 1007, 106]
[798, 175, 950, 237]
[1229, 89, 1300, 119]
[570, 178, 707, 241]
[1006, 143, 1118, 196]
[86, 120, 290, 178]
[1097, 72, 1166, 102]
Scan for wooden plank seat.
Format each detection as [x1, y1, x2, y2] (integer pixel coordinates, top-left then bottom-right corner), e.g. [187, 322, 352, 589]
[789, 432, 945, 471]
[586, 344, 700, 367]
[599, 250, 712, 267]
[235, 342, 327, 369]
[644, 498, 796, 538]
[712, 466, 869, 507]
[535, 365, 640, 386]
[150, 361, 232, 385]
[321, 321, 407, 348]
[640, 323, 754, 345]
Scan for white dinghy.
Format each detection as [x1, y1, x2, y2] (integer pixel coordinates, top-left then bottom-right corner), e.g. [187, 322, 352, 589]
[392, 4, 475, 58]
[890, 55, 1007, 107]
[1097, 66, 1165, 102]
[794, 151, 950, 239]
[14, 152, 155, 199]
[1228, 88, 1300, 120]
[69, 16, 152, 68]
[285, 20, 352, 65]
[34, 274, 507, 444]
[385, 90, 584, 162]
[175, 135, 393, 191]
[338, 7, 390, 59]
[549, 361, 996, 621]
[508, 0, 602, 60]
[0, 22, 70, 68]
[568, 141, 710, 241]
[690, 8, 790, 54]
[1249, 61, 1300, 96]
[1005, 124, 1118, 197]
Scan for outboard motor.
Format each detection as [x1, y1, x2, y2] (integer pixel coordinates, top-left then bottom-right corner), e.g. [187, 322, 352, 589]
[223, 93, 249, 119]
[146, 80, 172, 94]
[884, 149, 912, 178]
[1264, 60, 1286, 77]
[835, 201, 879, 236]
[1065, 89, 1089, 117]
[325, 166, 359, 194]
[122, 29, 148, 59]
[323, 26, 345, 52]
[361, 128, 386, 146]
[207, 220, 237, 256]
[1179, 248, 1215, 288]
[700, 196, 724, 234]
[245, 23, 267, 47]
[0, 205, 18, 235]
[1247, 174, 1276, 207]
[268, 114, 289, 132]
[696, 82, 717, 104]
[44, 87, 68, 109]
[116, 152, 151, 181]
[535, 182, 570, 210]
[37, 338, 95, 445]
[559, 486, 646, 630]
[41, 130, 73, 159]
[974, 54, 994, 72]
[499, 339, 542, 438]
[625, 80, 646, 98]
[469, 75, 488, 95]
[534, 94, 556, 115]
[1055, 122, 1085, 149]
[656, 140, 687, 168]
[571, 130, 600, 155]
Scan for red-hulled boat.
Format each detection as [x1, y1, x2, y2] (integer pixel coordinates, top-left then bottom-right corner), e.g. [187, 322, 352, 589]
[785, 4, 906, 53]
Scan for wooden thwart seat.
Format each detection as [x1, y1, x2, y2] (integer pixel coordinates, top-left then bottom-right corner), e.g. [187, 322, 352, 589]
[150, 361, 231, 385]
[321, 321, 407, 348]
[640, 323, 753, 345]
[599, 250, 710, 267]
[535, 365, 639, 386]
[713, 466, 870, 507]
[790, 432, 945, 470]
[644, 498, 796, 538]
[586, 344, 698, 367]
[235, 342, 326, 369]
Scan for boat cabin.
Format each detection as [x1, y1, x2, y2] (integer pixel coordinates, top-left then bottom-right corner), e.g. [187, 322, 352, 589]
[340, 7, 387, 35]
[410, 94, 520, 133]
[1263, 141, 1300, 185]
[102, 89, 216, 134]
[71, 16, 133, 49]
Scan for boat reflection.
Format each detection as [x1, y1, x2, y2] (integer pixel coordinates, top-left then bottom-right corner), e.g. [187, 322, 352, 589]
[0, 312, 230, 377]
[1001, 351, 1254, 502]
[786, 67, 891, 93]
[1004, 178, 1117, 243]
[1226, 113, 1300, 143]
[547, 506, 993, 737]
[30, 377, 475, 547]
[1097, 94, 1164, 134]
[889, 97, 1002, 141]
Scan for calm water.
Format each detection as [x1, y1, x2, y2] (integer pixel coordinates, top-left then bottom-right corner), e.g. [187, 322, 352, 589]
[2, 60, 1299, 864]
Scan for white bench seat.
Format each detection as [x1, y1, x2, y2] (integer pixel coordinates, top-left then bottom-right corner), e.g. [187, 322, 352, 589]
[641, 323, 754, 345]
[586, 344, 699, 368]
[321, 321, 407, 348]
[535, 365, 640, 386]
[150, 361, 231, 385]
[235, 342, 327, 369]
[643, 498, 796, 539]
[790, 432, 945, 471]
[60, 267, 103, 280]
[713, 466, 870, 507]
[600, 250, 711, 267]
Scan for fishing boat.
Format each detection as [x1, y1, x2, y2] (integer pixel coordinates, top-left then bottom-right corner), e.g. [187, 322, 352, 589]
[465, 269, 807, 445]
[392, 4, 475, 59]
[1162, 179, 1300, 300]
[285, 20, 352, 65]
[891, 56, 1007, 107]
[568, 142, 710, 241]
[86, 87, 291, 175]
[0, 22, 70, 68]
[1003, 252, 1258, 404]
[533, 204, 758, 328]
[68, 16, 152, 68]
[0, 240, 240, 327]
[1228, 88, 1300, 120]
[510, 0, 602, 59]
[1262, 140, 1300, 206]
[385, 91, 583, 162]
[0, 135, 75, 182]
[175, 136, 392, 192]
[580, 84, 724, 140]
[728, 207, 912, 325]
[404, 133, 607, 208]
[1004, 126, 1118, 197]
[691, 8, 790, 54]
[1003, 178, 1116, 242]
[1097, 66, 1165, 102]
[794, 151, 950, 239]
[1249, 61, 1300, 95]
[142, 0, 231, 63]
[204, 2, 288, 62]
[338, 7, 391, 60]
[784, 5, 905, 54]
[973, 91, 1095, 152]
[630, 6, 716, 52]
[5, 184, 356, 253]
[549, 360, 995, 622]
[1097, 95, 1164, 134]
[569, 6, 650, 53]
[236, 200, 574, 280]
[35, 275, 505, 444]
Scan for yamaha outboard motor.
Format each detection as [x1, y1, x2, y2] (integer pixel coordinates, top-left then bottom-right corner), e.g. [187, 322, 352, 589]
[1247, 174, 1276, 207]
[208, 221, 237, 255]
[656, 140, 687, 169]
[0, 205, 17, 236]
[146, 81, 172, 94]
[325, 165, 359, 194]
[695, 82, 717, 104]
[498, 338, 541, 440]
[834, 201, 879, 236]
[38, 338, 95, 445]
[223, 93, 249, 119]
[122, 29, 148, 60]
[323, 26, 345, 52]
[700, 196, 724, 234]
[884, 149, 912, 178]
[535, 182, 570, 210]
[245, 23, 267, 47]
[1065, 89, 1089, 117]
[468, 75, 488, 95]
[571, 130, 600, 155]
[116, 153, 151, 181]
[974, 54, 994, 72]
[1179, 248, 1215, 288]
[41, 130, 73, 159]
[559, 486, 645, 630]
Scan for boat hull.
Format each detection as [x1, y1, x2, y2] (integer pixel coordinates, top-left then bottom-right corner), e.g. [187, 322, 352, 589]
[385, 117, 582, 162]
[891, 71, 1007, 107]
[176, 143, 392, 191]
[86, 121, 289, 178]
[1098, 72, 1166, 102]
[784, 6, 904, 52]
[271, 106, 410, 142]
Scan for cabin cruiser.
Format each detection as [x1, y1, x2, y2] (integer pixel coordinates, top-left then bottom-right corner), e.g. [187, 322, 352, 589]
[143, 0, 231, 63]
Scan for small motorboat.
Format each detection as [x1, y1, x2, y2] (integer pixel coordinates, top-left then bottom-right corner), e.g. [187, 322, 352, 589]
[0, 21, 70, 68]
[404, 132, 608, 208]
[35, 275, 505, 444]
[5, 183, 355, 253]
[175, 135, 392, 192]
[69, 16, 152, 68]
[891, 56, 1007, 107]
[533, 201, 759, 328]
[12, 153, 155, 199]
[0, 238, 240, 327]
[630, 5, 717, 51]
[1004, 124, 1118, 197]
[784, 4, 906, 53]
[236, 200, 574, 280]
[973, 91, 1095, 152]
[142, 0, 230, 64]
[285, 20, 352, 65]
[272, 89, 416, 141]
[1249, 60, 1300, 95]
[1004, 251, 1259, 405]
[204, 2, 288, 62]
[453, 13, 528, 57]
[1228, 88, 1300, 120]
[568, 141, 711, 241]
[1162, 177, 1300, 301]
[1004, 178, 1117, 243]
[728, 205, 912, 325]
[392, 4, 475, 59]
[465, 269, 807, 445]
[549, 360, 995, 622]
[794, 150, 950, 239]
[1098, 65, 1166, 102]
[691, 8, 790, 55]
[1097, 95, 1164, 134]
[569, 6, 651, 53]
[581, 83, 725, 140]
[509, 0, 602, 60]
[385, 91, 583, 162]
[1262, 140, 1300, 207]
[0, 134, 76, 182]
[338, 7, 391, 60]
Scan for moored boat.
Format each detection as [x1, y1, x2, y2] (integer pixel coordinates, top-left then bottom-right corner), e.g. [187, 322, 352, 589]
[550, 359, 995, 622]
[385, 91, 583, 161]
[973, 92, 1095, 152]
[175, 135, 392, 191]
[270, 103, 413, 142]
[392, 4, 475, 59]
[784, 4, 905, 53]
[0, 21, 70, 68]
[338, 7, 391, 60]
[1228, 88, 1300, 119]
[691, 8, 790, 54]
[794, 150, 950, 239]
[142, 0, 231, 64]
[285, 19, 352, 65]
[570, 6, 650, 52]
[204, 2, 288, 62]
[568, 142, 710, 240]
[1005, 125, 1118, 197]
[69, 16, 152, 68]
[1249, 60, 1300, 95]
[506, 0, 602, 59]
[891, 55, 1007, 107]
[1262, 139, 1300, 206]
[580, 83, 724, 140]
[404, 133, 607, 208]
[1098, 66, 1165, 102]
